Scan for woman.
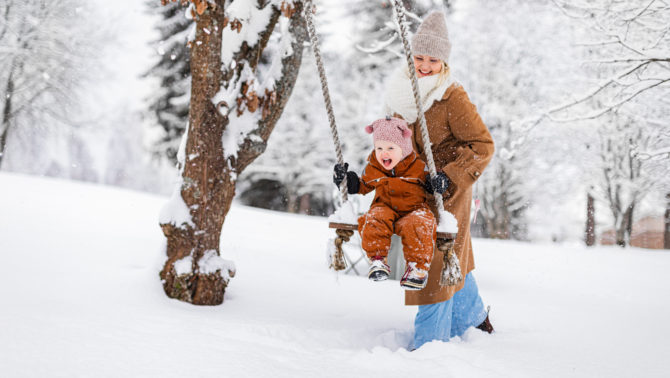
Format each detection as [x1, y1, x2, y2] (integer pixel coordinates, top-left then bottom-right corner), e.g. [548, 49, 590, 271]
[383, 11, 495, 349]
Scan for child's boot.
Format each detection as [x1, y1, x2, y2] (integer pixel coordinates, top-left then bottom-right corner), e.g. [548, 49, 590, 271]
[400, 262, 428, 290]
[368, 256, 390, 281]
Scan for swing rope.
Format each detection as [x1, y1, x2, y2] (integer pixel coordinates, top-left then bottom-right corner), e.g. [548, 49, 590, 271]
[390, 0, 462, 286]
[304, 0, 348, 204]
[304, 0, 349, 270]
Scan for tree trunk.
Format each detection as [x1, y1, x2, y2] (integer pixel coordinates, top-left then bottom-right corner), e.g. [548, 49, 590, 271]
[298, 193, 311, 215]
[286, 193, 298, 213]
[615, 204, 634, 247]
[160, 2, 230, 306]
[0, 72, 14, 168]
[664, 193, 670, 250]
[625, 204, 634, 246]
[159, 1, 306, 305]
[585, 192, 595, 246]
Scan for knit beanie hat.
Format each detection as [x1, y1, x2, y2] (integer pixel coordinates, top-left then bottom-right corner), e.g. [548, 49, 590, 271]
[411, 11, 451, 63]
[365, 116, 413, 160]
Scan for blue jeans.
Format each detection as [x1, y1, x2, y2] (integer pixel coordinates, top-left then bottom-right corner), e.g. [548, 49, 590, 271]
[412, 272, 487, 350]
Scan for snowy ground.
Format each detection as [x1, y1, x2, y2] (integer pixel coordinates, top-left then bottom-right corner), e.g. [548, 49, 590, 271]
[1, 172, 669, 377]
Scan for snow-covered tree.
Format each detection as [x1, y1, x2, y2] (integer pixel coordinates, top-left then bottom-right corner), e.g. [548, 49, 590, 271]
[158, 0, 307, 305]
[145, 0, 194, 164]
[545, 0, 670, 246]
[549, 0, 670, 120]
[591, 108, 668, 246]
[0, 0, 92, 168]
[475, 122, 529, 240]
[445, 0, 582, 240]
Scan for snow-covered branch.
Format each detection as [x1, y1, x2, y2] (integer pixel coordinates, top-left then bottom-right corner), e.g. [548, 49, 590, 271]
[547, 0, 670, 120]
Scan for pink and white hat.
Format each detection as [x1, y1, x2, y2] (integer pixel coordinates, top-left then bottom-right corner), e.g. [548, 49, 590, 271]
[365, 116, 414, 159]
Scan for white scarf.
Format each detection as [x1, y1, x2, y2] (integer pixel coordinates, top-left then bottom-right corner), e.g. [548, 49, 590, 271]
[383, 65, 455, 123]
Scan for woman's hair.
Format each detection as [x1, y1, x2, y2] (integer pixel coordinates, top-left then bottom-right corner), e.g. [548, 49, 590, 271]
[436, 61, 451, 87]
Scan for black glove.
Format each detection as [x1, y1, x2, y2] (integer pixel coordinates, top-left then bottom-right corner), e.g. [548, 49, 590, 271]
[333, 163, 348, 187]
[425, 172, 449, 195]
[333, 163, 360, 194]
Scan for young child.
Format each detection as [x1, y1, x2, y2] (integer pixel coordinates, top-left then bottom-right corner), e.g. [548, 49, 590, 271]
[333, 116, 449, 290]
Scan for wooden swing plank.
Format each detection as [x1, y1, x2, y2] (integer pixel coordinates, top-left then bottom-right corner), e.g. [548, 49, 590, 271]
[328, 222, 456, 240]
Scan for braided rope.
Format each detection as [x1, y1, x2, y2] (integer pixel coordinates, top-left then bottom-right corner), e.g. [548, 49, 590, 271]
[331, 229, 354, 271]
[390, 0, 445, 212]
[304, 0, 348, 202]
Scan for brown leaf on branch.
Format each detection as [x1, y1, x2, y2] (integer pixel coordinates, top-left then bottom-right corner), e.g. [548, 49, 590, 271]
[194, 0, 207, 15]
[236, 82, 260, 115]
[246, 91, 259, 113]
[230, 19, 243, 33]
[261, 89, 278, 119]
[161, 0, 191, 6]
[280, 1, 296, 18]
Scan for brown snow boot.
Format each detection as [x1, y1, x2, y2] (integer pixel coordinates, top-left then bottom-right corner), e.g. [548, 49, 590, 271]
[476, 315, 494, 334]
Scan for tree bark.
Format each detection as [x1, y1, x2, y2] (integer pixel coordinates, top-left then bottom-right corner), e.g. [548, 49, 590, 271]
[159, 0, 306, 305]
[585, 192, 595, 246]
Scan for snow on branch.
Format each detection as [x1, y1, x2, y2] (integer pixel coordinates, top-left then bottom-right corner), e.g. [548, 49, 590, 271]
[201, 1, 304, 162]
[546, 0, 670, 121]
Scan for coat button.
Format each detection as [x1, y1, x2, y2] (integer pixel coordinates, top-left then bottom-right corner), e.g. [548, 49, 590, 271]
[474, 171, 480, 176]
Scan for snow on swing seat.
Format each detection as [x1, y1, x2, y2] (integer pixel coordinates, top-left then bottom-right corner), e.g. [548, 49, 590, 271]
[327, 198, 458, 240]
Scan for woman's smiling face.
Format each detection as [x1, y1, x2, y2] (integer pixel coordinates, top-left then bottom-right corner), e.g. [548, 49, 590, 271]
[413, 55, 442, 77]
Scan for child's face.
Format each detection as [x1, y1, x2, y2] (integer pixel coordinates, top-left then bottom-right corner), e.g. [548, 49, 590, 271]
[374, 140, 404, 170]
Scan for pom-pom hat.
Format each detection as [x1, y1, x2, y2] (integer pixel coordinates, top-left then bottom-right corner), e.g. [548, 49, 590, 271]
[365, 116, 414, 160]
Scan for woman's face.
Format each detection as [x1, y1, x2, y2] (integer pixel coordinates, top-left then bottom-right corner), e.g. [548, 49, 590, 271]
[413, 55, 442, 78]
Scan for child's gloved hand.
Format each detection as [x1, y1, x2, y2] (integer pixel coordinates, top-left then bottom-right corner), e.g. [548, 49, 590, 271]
[425, 172, 449, 194]
[333, 163, 349, 186]
[333, 163, 360, 194]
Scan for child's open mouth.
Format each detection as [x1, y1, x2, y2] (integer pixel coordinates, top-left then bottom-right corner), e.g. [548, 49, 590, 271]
[383, 158, 392, 167]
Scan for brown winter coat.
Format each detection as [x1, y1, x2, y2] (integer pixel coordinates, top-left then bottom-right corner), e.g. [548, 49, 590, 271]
[403, 83, 494, 305]
[355, 151, 437, 270]
[357, 150, 429, 212]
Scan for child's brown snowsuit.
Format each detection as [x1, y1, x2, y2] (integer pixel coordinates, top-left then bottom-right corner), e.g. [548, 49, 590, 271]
[355, 150, 437, 270]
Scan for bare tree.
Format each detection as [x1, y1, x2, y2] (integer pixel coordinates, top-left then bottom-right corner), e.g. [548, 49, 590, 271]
[548, 0, 670, 121]
[0, 0, 91, 167]
[158, 0, 307, 305]
[593, 110, 667, 246]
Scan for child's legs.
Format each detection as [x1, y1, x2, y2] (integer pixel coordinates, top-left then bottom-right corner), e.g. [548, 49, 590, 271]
[357, 205, 397, 259]
[450, 272, 488, 338]
[395, 208, 437, 270]
[412, 298, 454, 350]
